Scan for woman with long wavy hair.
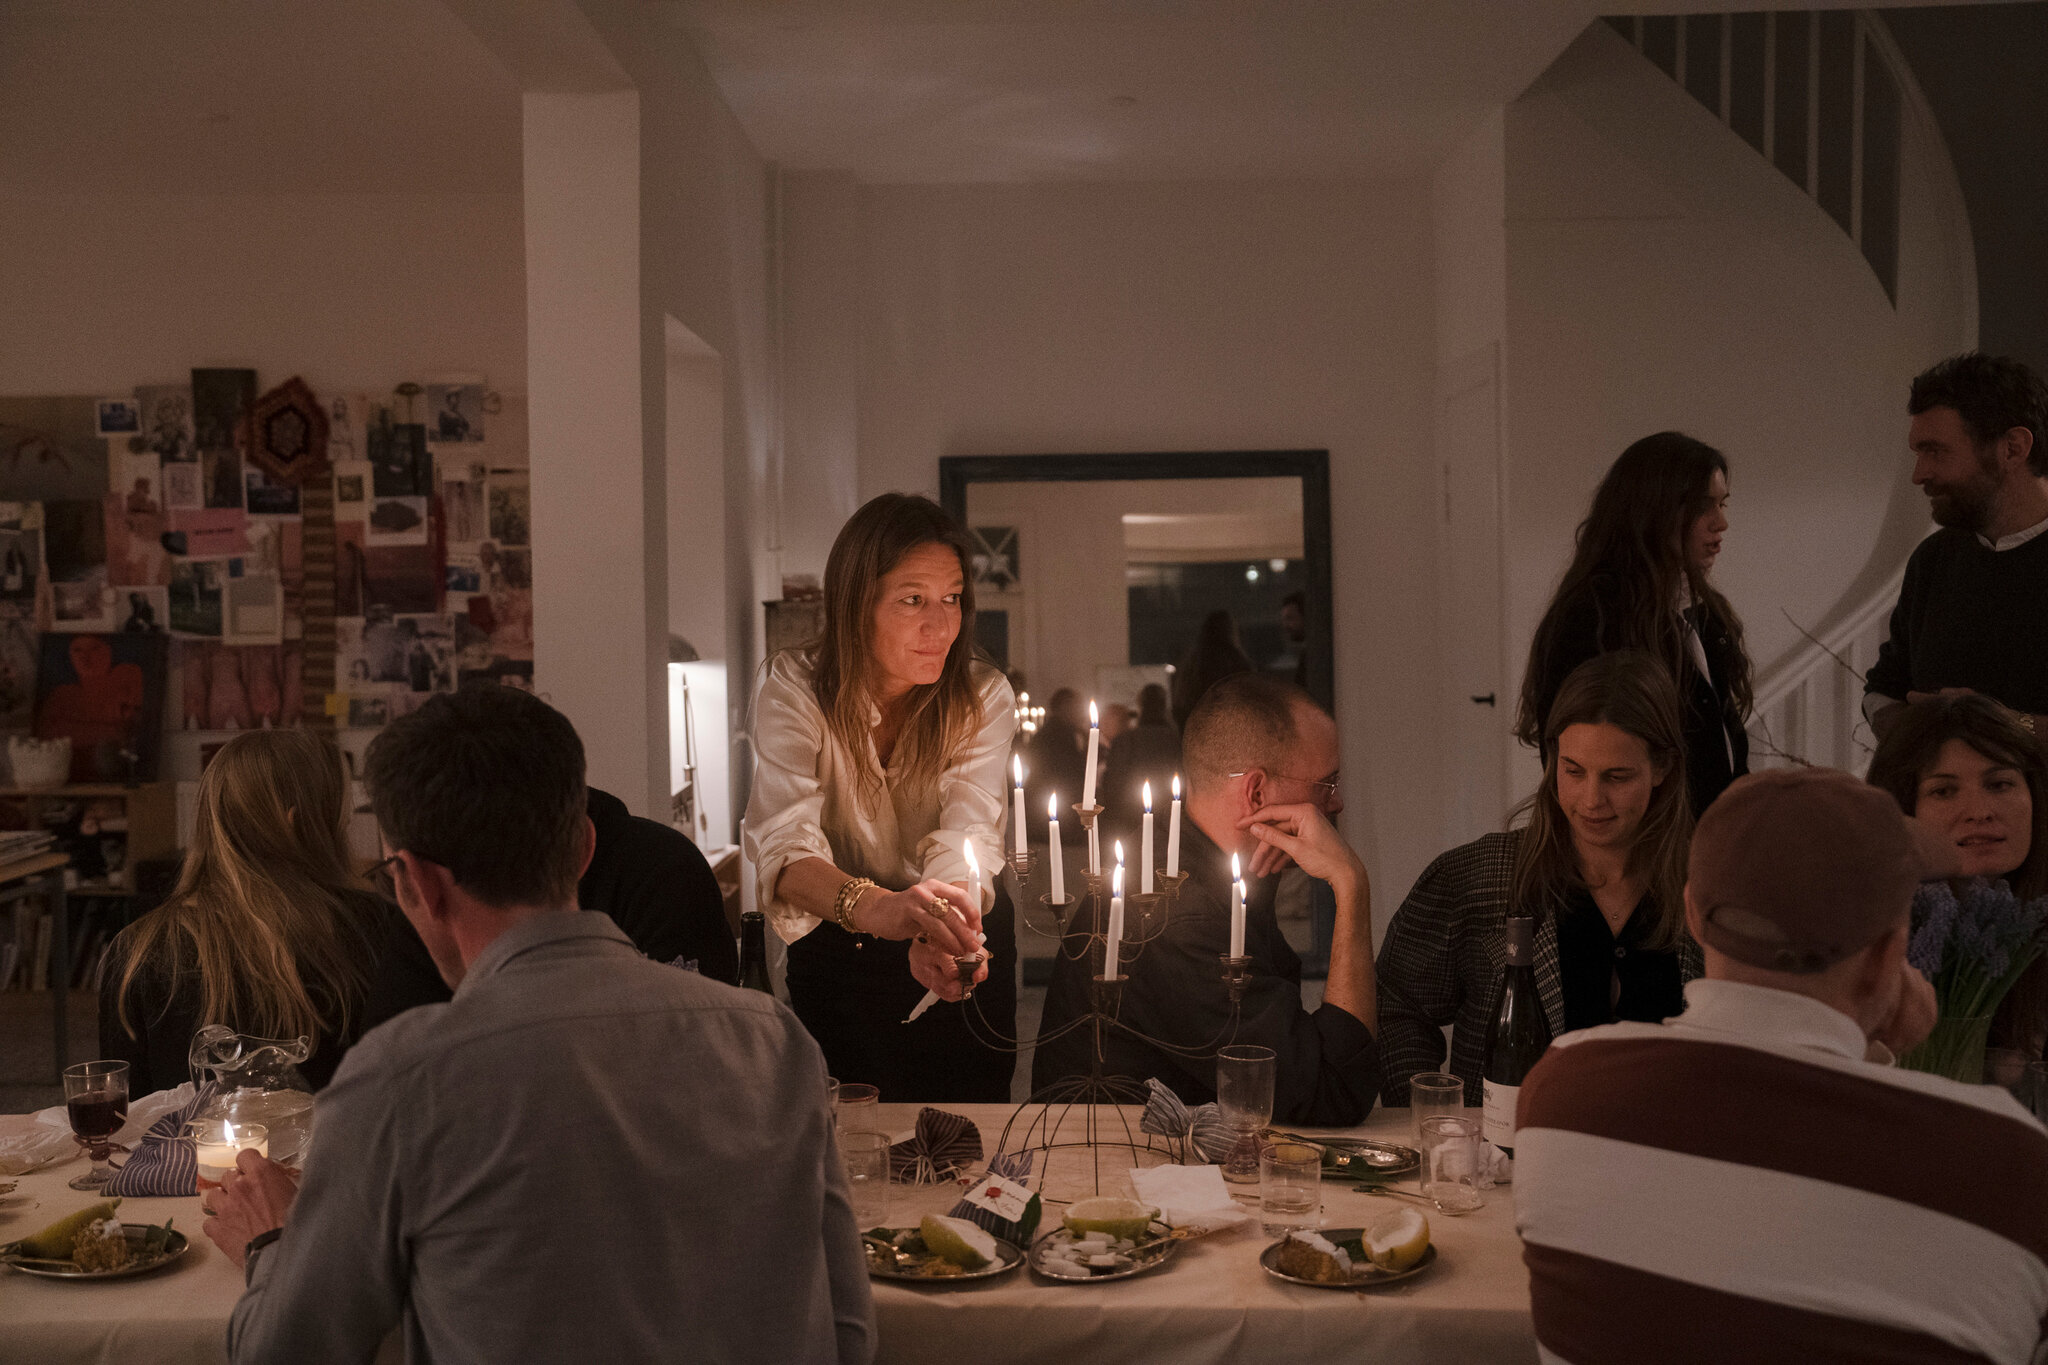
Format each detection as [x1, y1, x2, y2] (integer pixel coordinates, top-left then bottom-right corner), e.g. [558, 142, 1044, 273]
[744, 493, 1017, 1101]
[101, 729, 448, 1093]
[1518, 431, 1753, 818]
[1377, 652, 1702, 1103]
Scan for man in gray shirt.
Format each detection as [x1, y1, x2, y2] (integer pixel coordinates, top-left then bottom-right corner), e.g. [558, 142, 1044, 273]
[202, 686, 873, 1364]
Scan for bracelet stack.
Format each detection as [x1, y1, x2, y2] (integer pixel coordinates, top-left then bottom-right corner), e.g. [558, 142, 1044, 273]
[833, 877, 876, 935]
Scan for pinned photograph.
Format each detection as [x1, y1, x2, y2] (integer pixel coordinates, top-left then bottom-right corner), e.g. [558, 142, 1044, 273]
[190, 367, 256, 454]
[162, 461, 203, 510]
[367, 495, 430, 547]
[369, 418, 431, 499]
[134, 385, 196, 463]
[427, 384, 486, 443]
[400, 614, 457, 693]
[0, 396, 113, 501]
[245, 466, 301, 517]
[0, 614, 38, 729]
[169, 559, 226, 638]
[201, 444, 244, 511]
[327, 393, 377, 466]
[105, 493, 169, 588]
[169, 507, 249, 559]
[44, 498, 116, 632]
[0, 507, 44, 608]
[487, 471, 529, 547]
[333, 459, 371, 512]
[34, 631, 168, 782]
[118, 586, 169, 634]
[442, 474, 485, 543]
[95, 398, 141, 438]
[336, 521, 368, 615]
[445, 555, 482, 595]
[361, 545, 438, 614]
[116, 449, 162, 514]
[224, 572, 283, 645]
[348, 693, 392, 729]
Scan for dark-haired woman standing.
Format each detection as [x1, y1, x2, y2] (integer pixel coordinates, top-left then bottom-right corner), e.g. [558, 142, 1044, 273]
[1518, 432, 1753, 818]
[745, 493, 1018, 1102]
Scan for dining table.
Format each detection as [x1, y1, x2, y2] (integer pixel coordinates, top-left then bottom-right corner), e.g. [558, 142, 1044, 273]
[0, 1101, 1537, 1365]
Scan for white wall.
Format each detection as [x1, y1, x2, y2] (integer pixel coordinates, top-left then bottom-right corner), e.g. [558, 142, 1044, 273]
[1503, 24, 1975, 746]
[786, 178, 1444, 916]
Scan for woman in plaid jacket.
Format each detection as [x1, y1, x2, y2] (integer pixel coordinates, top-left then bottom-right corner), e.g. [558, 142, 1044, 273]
[1377, 653, 1705, 1105]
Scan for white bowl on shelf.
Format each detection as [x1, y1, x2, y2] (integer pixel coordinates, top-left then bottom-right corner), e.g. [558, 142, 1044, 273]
[8, 736, 70, 790]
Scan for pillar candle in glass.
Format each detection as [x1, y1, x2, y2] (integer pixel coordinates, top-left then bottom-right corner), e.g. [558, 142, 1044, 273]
[1141, 782, 1155, 894]
[1011, 755, 1028, 857]
[1166, 774, 1182, 878]
[1047, 792, 1066, 904]
[187, 1119, 269, 1191]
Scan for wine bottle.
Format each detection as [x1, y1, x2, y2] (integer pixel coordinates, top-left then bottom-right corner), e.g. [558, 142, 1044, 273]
[1481, 915, 1551, 1156]
[739, 911, 772, 994]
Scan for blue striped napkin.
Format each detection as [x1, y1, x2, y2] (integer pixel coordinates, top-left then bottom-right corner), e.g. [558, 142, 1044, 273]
[102, 1085, 213, 1198]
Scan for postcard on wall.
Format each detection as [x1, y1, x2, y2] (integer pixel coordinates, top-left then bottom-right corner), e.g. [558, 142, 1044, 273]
[245, 466, 301, 517]
[441, 470, 485, 543]
[200, 445, 245, 511]
[169, 507, 250, 559]
[0, 506, 44, 610]
[134, 384, 197, 463]
[95, 398, 141, 438]
[445, 549, 482, 596]
[335, 521, 368, 616]
[114, 448, 162, 512]
[0, 397, 114, 502]
[43, 498, 117, 632]
[426, 383, 486, 444]
[190, 367, 256, 454]
[333, 459, 372, 515]
[116, 585, 169, 635]
[366, 494, 429, 547]
[0, 613, 36, 729]
[169, 559, 227, 638]
[326, 393, 377, 467]
[223, 571, 283, 645]
[361, 545, 438, 615]
[105, 494, 170, 588]
[487, 470, 529, 547]
[162, 461, 203, 511]
[369, 420, 431, 499]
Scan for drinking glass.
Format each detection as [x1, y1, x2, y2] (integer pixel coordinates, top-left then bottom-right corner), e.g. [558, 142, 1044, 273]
[1215, 1045, 1276, 1184]
[841, 1131, 892, 1228]
[63, 1060, 130, 1191]
[836, 1083, 880, 1135]
[1409, 1072, 1464, 1149]
[1419, 1115, 1484, 1214]
[1259, 1140, 1322, 1235]
[185, 1119, 269, 1194]
[825, 1076, 841, 1113]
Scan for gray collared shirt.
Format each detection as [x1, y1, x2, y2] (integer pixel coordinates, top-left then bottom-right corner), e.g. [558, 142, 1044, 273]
[228, 911, 873, 1365]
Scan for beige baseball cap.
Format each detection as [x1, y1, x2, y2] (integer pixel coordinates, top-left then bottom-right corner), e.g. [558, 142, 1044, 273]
[1689, 767, 1958, 974]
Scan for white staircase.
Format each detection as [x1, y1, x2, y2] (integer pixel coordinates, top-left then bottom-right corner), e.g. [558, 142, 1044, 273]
[1746, 567, 1904, 777]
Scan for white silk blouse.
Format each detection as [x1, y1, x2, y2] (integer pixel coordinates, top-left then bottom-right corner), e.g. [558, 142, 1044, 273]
[743, 649, 1017, 945]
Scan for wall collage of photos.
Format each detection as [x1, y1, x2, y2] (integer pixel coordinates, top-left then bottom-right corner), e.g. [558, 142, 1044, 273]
[0, 370, 533, 787]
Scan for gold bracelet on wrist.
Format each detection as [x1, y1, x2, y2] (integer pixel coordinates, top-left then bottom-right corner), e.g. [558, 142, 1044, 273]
[833, 877, 876, 935]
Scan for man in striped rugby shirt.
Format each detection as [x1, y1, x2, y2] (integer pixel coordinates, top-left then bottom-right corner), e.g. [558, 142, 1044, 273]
[1516, 766, 2048, 1365]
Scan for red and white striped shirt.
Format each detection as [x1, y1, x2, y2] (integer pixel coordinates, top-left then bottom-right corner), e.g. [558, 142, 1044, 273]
[1516, 978, 2048, 1365]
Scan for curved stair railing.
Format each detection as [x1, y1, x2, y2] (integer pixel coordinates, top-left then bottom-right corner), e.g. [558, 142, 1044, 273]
[1746, 565, 1905, 777]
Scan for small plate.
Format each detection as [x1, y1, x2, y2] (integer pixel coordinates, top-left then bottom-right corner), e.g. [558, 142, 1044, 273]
[1259, 1231, 1437, 1290]
[1028, 1221, 1183, 1283]
[1274, 1134, 1419, 1180]
[864, 1229, 1024, 1284]
[0, 1225, 191, 1280]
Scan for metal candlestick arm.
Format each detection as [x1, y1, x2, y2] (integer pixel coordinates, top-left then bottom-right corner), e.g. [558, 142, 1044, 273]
[1219, 954, 1254, 1005]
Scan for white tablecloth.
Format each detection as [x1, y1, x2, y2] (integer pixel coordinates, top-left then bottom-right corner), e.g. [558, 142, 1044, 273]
[0, 1103, 1536, 1365]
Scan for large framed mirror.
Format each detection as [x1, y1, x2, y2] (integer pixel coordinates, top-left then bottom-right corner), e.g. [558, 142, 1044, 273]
[938, 451, 1335, 717]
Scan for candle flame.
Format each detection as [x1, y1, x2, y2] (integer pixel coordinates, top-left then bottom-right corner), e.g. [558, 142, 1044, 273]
[965, 844, 979, 878]
[1012, 754, 1023, 787]
[1172, 773, 1180, 799]
[1049, 791, 1060, 819]
[1142, 780, 1152, 812]
[1114, 839, 1125, 866]
[1089, 700, 1099, 727]
[1231, 852, 1241, 880]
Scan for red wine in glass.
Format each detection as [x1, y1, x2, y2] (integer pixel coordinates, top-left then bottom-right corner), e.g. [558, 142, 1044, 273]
[67, 1090, 128, 1140]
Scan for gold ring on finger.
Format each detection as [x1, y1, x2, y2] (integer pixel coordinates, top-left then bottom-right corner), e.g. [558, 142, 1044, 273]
[923, 897, 952, 920]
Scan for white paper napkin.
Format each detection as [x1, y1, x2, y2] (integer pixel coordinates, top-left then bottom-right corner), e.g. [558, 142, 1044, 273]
[1129, 1163, 1251, 1234]
[13, 1083, 197, 1175]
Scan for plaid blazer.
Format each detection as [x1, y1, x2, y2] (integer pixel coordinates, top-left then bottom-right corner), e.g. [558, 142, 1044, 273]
[1375, 829, 1703, 1106]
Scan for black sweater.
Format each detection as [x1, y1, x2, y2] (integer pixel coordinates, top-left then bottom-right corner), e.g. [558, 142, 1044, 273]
[580, 787, 737, 985]
[1865, 527, 2048, 715]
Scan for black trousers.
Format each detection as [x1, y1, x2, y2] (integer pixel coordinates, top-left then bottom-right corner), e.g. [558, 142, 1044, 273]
[786, 884, 1018, 1103]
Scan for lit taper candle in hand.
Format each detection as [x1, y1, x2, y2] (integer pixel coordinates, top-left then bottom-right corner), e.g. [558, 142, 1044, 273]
[1011, 754, 1028, 857]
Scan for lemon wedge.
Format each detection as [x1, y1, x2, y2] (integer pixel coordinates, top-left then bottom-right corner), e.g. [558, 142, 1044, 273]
[919, 1214, 998, 1269]
[1061, 1197, 1158, 1242]
[1364, 1206, 1430, 1271]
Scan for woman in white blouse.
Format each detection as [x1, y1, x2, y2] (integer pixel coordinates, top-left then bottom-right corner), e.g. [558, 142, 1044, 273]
[745, 493, 1019, 1101]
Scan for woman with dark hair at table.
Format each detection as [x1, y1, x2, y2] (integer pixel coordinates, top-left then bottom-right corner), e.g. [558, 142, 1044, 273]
[1518, 431, 1751, 817]
[102, 729, 447, 1094]
[1868, 695, 2048, 1066]
[1379, 652, 1702, 1103]
[744, 492, 1017, 1101]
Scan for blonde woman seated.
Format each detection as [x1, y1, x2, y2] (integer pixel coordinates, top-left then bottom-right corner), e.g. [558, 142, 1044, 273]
[101, 729, 448, 1094]
[1377, 652, 1702, 1104]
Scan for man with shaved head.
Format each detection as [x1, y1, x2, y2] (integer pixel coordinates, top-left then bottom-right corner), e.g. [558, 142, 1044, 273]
[1032, 674, 1381, 1125]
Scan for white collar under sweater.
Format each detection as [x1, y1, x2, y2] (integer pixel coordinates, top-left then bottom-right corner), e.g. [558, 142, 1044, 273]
[1978, 511, 2048, 552]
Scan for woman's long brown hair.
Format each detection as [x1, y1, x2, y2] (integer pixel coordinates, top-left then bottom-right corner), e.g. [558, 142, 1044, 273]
[1866, 695, 2048, 901]
[809, 493, 983, 796]
[1510, 651, 1694, 949]
[115, 728, 376, 1049]
[1515, 432, 1752, 748]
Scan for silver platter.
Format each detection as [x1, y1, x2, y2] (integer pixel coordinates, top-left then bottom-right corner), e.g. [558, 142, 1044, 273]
[1027, 1222, 1183, 1283]
[1258, 1232, 1437, 1289]
[864, 1229, 1025, 1284]
[0, 1225, 191, 1280]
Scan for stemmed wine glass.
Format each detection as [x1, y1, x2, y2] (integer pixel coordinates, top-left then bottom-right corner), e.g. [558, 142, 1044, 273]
[1215, 1045, 1276, 1184]
[64, 1060, 130, 1191]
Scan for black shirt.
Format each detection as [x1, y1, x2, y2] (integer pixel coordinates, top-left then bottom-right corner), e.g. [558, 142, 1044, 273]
[1553, 886, 1685, 1034]
[1865, 526, 2048, 716]
[1031, 822, 1379, 1126]
[580, 788, 738, 985]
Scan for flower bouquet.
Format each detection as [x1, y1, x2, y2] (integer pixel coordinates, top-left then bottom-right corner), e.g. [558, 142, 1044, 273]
[1902, 879, 2048, 1084]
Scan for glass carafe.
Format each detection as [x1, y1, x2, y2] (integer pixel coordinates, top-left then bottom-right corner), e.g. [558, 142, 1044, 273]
[187, 1025, 318, 1165]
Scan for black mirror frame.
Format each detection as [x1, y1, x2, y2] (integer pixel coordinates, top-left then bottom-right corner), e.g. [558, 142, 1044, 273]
[938, 450, 1335, 712]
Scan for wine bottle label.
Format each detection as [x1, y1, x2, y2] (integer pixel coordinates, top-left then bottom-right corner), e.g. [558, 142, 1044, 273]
[1482, 1078, 1519, 1150]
